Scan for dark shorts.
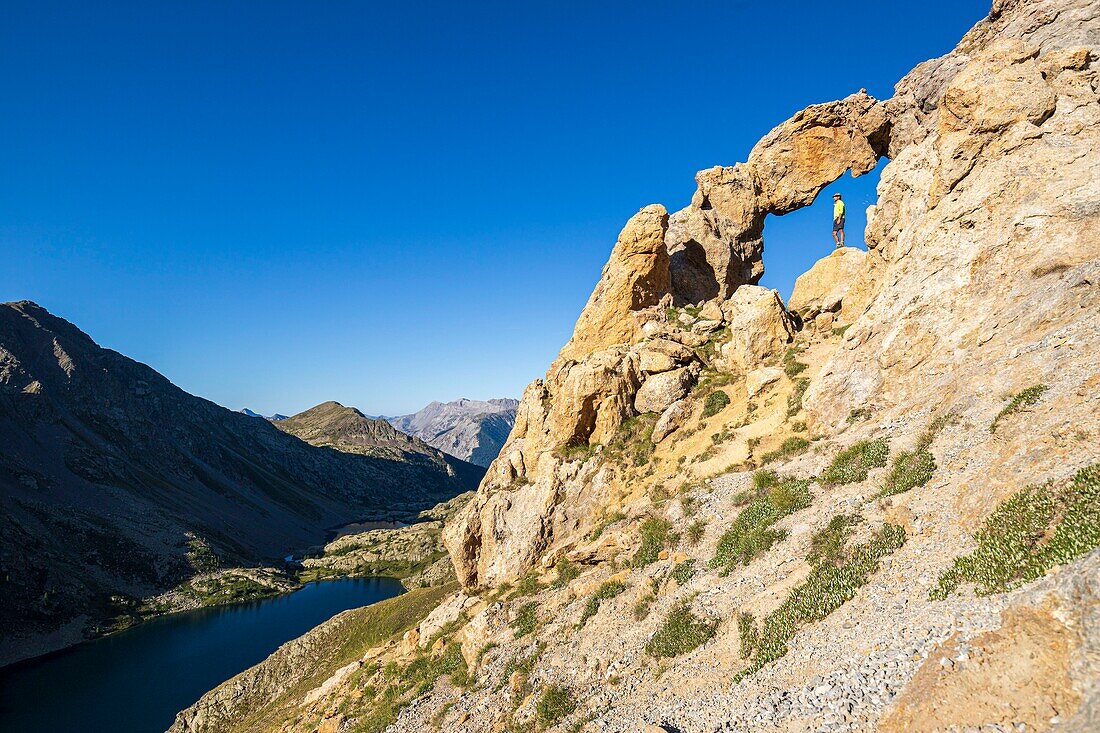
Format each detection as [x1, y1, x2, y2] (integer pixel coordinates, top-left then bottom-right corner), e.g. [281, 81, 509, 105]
[833, 217, 845, 233]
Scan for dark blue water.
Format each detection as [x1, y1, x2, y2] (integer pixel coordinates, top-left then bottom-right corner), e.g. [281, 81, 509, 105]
[0, 577, 404, 733]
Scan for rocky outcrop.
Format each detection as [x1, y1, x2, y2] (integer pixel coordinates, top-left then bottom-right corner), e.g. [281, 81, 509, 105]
[788, 247, 869, 333]
[560, 205, 671, 361]
[388, 398, 518, 467]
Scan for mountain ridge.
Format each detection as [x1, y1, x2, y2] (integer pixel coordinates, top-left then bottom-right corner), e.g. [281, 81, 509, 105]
[388, 397, 518, 467]
[0, 301, 477, 665]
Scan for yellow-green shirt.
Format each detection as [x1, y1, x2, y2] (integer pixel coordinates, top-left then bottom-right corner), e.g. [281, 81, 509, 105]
[834, 200, 846, 219]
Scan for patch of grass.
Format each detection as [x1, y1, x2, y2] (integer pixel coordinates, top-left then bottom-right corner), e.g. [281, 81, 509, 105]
[512, 601, 539, 638]
[711, 426, 735, 445]
[508, 572, 543, 599]
[760, 437, 811, 465]
[989, 384, 1048, 433]
[821, 439, 890, 487]
[577, 579, 627, 627]
[787, 378, 810, 417]
[931, 464, 1100, 600]
[711, 477, 812, 571]
[791, 420, 807, 433]
[537, 684, 576, 727]
[736, 524, 905, 678]
[846, 407, 871, 423]
[645, 603, 717, 658]
[737, 611, 758, 659]
[671, 559, 697, 584]
[831, 324, 852, 337]
[551, 557, 580, 589]
[879, 447, 936, 497]
[605, 414, 658, 467]
[807, 514, 861, 567]
[686, 519, 707, 545]
[703, 390, 731, 418]
[632, 516, 672, 568]
[555, 441, 598, 462]
[783, 347, 808, 378]
[588, 511, 626, 541]
[680, 493, 698, 517]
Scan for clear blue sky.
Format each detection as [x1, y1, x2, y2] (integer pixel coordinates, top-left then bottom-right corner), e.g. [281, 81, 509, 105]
[1, 1, 989, 416]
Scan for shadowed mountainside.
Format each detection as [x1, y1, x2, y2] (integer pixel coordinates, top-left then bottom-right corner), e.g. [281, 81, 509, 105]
[0, 301, 477, 665]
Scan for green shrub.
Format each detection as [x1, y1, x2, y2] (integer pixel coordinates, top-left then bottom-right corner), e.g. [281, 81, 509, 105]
[556, 441, 598, 462]
[760, 437, 811, 465]
[589, 511, 626, 541]
[737, 524, 905, 678]
[703, 390, 731, 418]
[990, 384, 1048, 433]
[536, 684, 576, 727]
[737, 612, 758, 659]
[633, 516, 672, 568]
[846, 407, 871, 423]
[551, 557, 580, 589]
[783, 347, 808, 378]
[577, 579, 627, 627]
[508, 572, 542, 599]
[787, 378, 810, 417]
[512, 601, 539, 638]
[879, 447, 936, 497]
[807, 513, 860, 567]
[821, 439, 889, 486]
[671, 559, 697, 584]
[645, 603, 717, 658]
[686, 519, 707, 545]
[931, 464, 1100, 600]
[605, 414, 657, 466]
[711, 478, 812, 571]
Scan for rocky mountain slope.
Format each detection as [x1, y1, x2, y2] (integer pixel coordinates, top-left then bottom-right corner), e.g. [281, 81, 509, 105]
[389, 398, 518, 467]
[174, 2, 1100, 731]
[0, 302, 478, 666]
[276, 401, 485, 490]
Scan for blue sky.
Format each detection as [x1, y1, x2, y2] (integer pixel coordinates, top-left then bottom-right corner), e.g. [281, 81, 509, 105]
[1, 1, 988, 416]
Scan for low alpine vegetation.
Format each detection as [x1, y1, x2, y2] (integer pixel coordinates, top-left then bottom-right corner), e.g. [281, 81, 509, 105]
[551, 557, 580, 589]
[711, 476, 812, 571]
[989, 384, 1048, 433]
[931, 464, 1099, 600]
[736, 524, 906, 678]
[880, 440, 936, 497]
[821, 438, 889, 486]
[807, 513, 861, 567]
[577, 579, 627, 627]
[671, 559, 697, 584]
[783, 346, 808, 378]
[645, 602, 718, 658]
[536, 684, 576, 727]
[588, 511, 626, 541]
[633, 516, 673, 568]
[703, 389, 731, 418]
[511, 601, 539, 638]
[760, 436, 810, 465]
[787, 378, 811, 417]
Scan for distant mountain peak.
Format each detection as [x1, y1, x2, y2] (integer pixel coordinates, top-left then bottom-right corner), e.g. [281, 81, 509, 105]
[388, 398, 518, 467]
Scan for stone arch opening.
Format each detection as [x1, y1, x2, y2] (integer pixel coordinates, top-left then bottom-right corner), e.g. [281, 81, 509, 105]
[759, 161, 888, 304]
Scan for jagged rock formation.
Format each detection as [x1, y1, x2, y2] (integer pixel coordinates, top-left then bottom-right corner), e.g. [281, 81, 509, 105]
[277, 401, 485, 489]
[389, 398, 518, 467]
[0, 302, 476, 665]
[176, 2, 1100, 731]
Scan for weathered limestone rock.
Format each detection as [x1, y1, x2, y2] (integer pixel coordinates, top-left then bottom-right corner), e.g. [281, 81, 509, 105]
[560, 205, 670, 361]
[721, 286, 795, 373]
[789, 247, 869, 325]
[651, 399, 690, 443]
[746, 366, 783, 398]
[634, 367, 695, 414]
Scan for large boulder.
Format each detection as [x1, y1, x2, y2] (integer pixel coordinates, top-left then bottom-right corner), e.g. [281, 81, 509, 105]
[634, 367, 695, 414]
[789, 247, 869, 325]
[721, 286, 795, 373]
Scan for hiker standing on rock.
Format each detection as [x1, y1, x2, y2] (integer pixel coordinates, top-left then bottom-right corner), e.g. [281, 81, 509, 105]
[832, 192, 846, 248]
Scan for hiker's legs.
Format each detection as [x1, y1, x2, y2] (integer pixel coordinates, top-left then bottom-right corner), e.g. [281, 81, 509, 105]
[838, 226, 845, 246]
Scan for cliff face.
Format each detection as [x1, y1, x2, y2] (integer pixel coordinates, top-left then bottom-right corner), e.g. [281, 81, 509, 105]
[0, 303, 473, 665]
[176, 2, 1100, 732]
